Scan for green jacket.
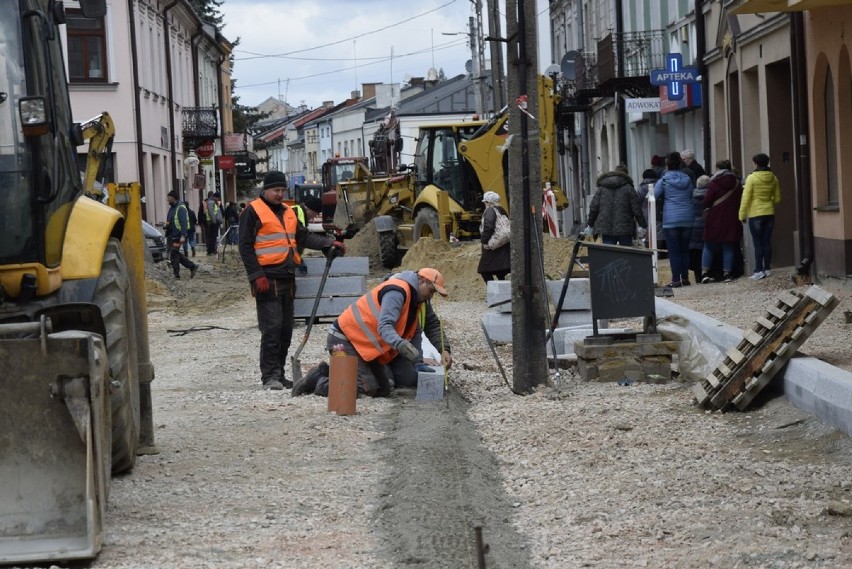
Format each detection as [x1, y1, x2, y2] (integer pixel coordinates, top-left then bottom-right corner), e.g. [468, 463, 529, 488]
[739, 169, 780, 220]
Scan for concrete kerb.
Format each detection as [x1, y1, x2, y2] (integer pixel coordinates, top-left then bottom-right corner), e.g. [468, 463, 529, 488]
[655, 297, 852, 437]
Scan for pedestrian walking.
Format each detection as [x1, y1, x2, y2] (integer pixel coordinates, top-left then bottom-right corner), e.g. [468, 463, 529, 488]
[477, 191, 511, 284]
[224, 201, 240, 245]
[164, 190, 198, 279]
[587, 168, 646, 246]
[292, 268, 448, 398]
[239, 170, 344, 390]
[739, 152, 781, 280]
[700, 160, 743, 283]
[182, 201, 198, 257]
[681, 149, 706, 180]
[689, 175, 710, 284]
[654, 152, 695, 287]
[204, 190, 223, 255]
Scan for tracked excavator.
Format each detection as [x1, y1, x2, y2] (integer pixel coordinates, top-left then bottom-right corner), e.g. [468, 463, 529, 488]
[0, 0, 153, 564]
[332, 75, 568, 268]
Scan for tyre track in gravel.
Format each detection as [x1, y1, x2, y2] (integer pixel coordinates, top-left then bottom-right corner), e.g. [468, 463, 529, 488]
[371, 390, 532, 569]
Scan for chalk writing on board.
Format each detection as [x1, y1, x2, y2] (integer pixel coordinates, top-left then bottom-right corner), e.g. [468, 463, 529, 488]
[592, 257, 638, 305]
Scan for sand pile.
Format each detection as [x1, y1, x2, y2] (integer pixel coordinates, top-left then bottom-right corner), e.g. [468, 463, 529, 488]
[341, 218, 588, 302]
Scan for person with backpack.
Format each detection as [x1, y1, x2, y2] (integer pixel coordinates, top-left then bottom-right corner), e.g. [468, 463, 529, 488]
[164, 190, 198, 279]
[477, 191, 511, 284]
[182, 201, 198, 257]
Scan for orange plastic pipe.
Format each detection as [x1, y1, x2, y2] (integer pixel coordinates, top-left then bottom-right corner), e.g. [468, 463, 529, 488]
[328, 353, 357, 415]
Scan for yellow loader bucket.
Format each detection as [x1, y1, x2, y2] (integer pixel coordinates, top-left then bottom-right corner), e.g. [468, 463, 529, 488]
[0, 327, 111, 564]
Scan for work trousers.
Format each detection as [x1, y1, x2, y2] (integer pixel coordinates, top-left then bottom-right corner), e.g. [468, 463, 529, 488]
[168, 240, 194, 276]
[206, 222, 221, 254]
[317, 330, 393, 397]
[254, 276, 295, 386]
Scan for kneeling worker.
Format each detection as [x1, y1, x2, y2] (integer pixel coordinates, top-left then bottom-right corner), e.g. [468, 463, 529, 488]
[293, 268, 448, 396]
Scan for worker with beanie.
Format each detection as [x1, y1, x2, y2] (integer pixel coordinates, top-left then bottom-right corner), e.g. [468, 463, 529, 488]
[291, 194, 324, 276]
[239, 170, 346, 391]
[164, 189, 198, 279]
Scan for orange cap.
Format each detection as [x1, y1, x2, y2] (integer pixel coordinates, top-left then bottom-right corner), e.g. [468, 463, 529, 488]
[417, 267, 447, 297]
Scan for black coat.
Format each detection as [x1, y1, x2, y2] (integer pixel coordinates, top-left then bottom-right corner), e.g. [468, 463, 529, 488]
[477, 205, 510, 274]
[588, 171, 646, 237]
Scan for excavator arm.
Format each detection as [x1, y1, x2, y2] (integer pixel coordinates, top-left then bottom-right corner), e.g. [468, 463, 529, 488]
[78, 112, 115, 199]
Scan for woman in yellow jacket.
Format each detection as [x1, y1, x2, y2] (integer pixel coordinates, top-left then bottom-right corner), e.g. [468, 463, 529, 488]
[739, 153, 781, 280]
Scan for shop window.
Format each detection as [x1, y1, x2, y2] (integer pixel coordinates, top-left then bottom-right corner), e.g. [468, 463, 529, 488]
[66, 8, 107, 82]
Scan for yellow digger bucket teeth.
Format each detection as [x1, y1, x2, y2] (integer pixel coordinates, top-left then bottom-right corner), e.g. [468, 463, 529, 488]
[0, 331, 110, 564]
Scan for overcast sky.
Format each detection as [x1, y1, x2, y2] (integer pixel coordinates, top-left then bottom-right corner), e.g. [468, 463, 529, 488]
[220, 0, 553, 109]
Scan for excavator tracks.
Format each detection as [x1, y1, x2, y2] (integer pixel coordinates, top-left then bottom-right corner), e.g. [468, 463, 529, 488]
[693, 285, 839, 411]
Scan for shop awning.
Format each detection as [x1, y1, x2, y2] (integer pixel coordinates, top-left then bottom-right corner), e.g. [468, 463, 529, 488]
[733, 0, 852, 13]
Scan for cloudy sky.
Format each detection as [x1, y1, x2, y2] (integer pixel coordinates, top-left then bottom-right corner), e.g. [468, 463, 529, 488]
[220, 0, 552, 109]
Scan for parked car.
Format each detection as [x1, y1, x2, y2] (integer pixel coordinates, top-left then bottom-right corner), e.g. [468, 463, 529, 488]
[143, 220, 167, 263]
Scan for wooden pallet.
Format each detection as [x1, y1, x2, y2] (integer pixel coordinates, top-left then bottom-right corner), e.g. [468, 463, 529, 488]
[693, 285, 838, 411]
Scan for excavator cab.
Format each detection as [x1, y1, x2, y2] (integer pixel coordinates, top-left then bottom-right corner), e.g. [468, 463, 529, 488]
[1, 0, 151, 564]
[413, 123, 487, 212]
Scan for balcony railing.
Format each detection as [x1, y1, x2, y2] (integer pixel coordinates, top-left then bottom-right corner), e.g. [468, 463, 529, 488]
[597, 30, 667, 84]
[182, 107, 219, 139]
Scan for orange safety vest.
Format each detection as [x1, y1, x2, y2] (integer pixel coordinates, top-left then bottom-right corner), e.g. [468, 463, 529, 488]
[250, 198, 302, 266]
[337, 278, 419, 364]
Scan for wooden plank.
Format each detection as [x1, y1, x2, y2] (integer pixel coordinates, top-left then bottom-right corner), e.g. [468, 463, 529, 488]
[756, 316, 776, 331]
[778, 291, 801, 308]
[693, 382, 710, 405]
[743, 330, 763, 347]
[727, 348, 745, 365]
[766, 305, 786, 319]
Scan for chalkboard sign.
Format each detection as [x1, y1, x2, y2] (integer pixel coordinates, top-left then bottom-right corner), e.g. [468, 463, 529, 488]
[586, 243, 655, 334]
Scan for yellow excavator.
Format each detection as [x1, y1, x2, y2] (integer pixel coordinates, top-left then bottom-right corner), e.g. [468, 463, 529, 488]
[332, 75, 568, 268]
[0, 0, 152, 564]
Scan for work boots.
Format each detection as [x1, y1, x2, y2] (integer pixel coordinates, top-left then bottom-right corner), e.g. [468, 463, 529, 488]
[291, 361, 329, 397]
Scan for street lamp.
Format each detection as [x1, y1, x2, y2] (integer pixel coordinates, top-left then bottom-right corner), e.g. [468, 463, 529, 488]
[185, 151, 199, 168]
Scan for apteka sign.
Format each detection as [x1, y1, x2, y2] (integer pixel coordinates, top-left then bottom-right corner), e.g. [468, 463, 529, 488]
[650, 53, 699, 101]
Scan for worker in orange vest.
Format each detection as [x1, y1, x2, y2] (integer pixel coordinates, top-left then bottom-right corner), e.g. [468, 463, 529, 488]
[239, 170, 344, 390]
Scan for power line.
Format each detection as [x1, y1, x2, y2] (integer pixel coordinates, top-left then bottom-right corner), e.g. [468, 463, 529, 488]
[237, 40, 465, 89]
[233, 0, 459, 61]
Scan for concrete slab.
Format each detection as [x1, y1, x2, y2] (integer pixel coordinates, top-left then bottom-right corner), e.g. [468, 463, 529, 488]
[294, 296, 359, 319]
[487, 279, 591, 312]
[299, 256, 369, 276]
[655, 297, 852, 437]
[295, 276, 366, 298]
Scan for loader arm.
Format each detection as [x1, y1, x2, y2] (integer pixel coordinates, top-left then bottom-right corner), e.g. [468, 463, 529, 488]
[78, 112, 116, 200]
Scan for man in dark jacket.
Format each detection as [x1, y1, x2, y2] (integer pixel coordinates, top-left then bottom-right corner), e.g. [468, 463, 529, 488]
[164, 190, 198, 279]
[239, 170, 345, 390]
[587, 170, 646, 246]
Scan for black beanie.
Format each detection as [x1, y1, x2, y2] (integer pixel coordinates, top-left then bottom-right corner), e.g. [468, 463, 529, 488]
[263, 170, 287, 190]
[167, 189, 180, 200]
[302, 195, 322, 214]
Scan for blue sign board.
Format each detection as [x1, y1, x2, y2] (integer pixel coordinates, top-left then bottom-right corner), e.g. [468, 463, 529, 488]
[650, 53, 699, 101]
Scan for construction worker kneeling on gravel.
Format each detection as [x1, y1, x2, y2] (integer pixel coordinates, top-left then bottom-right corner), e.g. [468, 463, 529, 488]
[292, 268, 448, 397]
[239, 170, 345, 391]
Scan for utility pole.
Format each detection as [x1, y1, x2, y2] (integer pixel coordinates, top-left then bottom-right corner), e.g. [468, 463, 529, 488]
[472, 0, 488, 116]
[469, 16, 483, 116]
[486, 0, 506, 112]
[507, 0, 548, 393]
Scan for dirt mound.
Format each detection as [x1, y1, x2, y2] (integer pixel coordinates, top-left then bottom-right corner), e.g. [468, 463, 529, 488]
[395, 234, 583, 303]
[343, 221, 382, 269]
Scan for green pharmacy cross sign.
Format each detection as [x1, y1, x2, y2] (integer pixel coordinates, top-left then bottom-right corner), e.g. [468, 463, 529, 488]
[650, 53, 699, 101]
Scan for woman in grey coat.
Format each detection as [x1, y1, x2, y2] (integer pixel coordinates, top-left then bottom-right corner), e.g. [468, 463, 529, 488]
[587, 169, 646, 246]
